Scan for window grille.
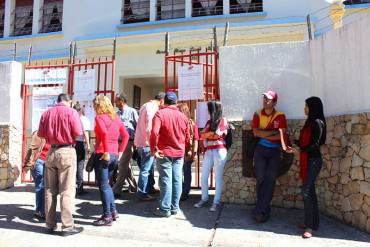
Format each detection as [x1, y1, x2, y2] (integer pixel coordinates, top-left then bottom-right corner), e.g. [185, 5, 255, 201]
[192, 0, 223, 17]
[157, 0, 185, 20]
[230, 0, 262, 14]
[41, 0, 63, 33]
[122, 0, 150, 24]
[13, 4, 33, 36]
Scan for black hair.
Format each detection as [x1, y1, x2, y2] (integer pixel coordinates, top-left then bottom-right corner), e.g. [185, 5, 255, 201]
[57, 93, 71, 103]
[115, 93, 128, 103]
[305, 96, 326, 144]
[207, 101, 223, 132]
[154, 92, 165, 100]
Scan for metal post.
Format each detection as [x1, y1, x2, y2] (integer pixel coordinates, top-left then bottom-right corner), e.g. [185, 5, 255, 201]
[113, 37, 117, 59]
[27, 45, 32, 65]
[73, 42, 77, 63]
[213, 26, 218, 51]
[223, 22, 230, 46]
[13, 42, 16, 61]
[165, 32, 170, 54]
[307, 14, 313, 41]
[69, 42, 73, 63]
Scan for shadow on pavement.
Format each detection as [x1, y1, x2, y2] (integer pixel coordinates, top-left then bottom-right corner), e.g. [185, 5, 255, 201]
[217, 204, 370, 243]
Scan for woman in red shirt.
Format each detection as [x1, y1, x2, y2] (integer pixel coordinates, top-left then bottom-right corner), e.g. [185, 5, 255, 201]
[92, 95, 129, 226]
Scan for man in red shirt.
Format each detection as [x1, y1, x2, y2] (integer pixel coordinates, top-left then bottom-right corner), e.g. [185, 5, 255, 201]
[251, 90, 287, 223]
[38, 94, 83, 236]
[150, 92, 190, 217]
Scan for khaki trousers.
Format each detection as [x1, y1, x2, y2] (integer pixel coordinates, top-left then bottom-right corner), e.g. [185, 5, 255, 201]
[112, 140, 137, 195]
[44, 146, 76, 230]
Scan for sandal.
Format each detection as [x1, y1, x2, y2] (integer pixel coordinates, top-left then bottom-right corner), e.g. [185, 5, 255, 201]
[302, 229, 313, 239]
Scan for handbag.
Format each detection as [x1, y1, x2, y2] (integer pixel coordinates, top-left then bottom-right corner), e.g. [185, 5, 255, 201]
[85, 152, 97, 172]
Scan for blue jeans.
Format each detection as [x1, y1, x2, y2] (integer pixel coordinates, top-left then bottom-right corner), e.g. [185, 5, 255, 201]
[94, 154, 118, 217]
[201, 148, 227, 204]
[302, 157, 322, 230]
[157, 156, 184, 213]
[137, 147, 155, 196]
[182, 159, 193, 196]
[31, 159, 45, 216]
[253, 145, 281, 217]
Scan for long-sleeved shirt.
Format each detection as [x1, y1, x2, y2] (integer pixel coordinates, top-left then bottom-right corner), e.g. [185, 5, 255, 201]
[117, 106, 138, 140]
[296, 119, 325, 158]
[134, 100, 159, 148]
[38, 103, 82, 145]
[94, 113, 129, 155]
[150, 105, 190, 158]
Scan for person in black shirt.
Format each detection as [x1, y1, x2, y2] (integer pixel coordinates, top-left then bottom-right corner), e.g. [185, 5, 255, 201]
[288, 96, 326, 239]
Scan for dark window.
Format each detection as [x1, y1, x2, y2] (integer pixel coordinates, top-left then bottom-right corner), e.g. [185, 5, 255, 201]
[41, 0, 63, 33]
[343, 0, 370, 4]
[0, 1, 4, 38]
[122, 0, 150, 24]
[192, 0, 223, 17]
[13, 0, 33, 36]
[230, 0, 262, 14]
[157, 0, 185, 20]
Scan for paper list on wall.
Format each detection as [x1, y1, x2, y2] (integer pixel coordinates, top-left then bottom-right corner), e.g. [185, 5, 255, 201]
[73, 69, 96, 102]
[178, 65, 204, 101]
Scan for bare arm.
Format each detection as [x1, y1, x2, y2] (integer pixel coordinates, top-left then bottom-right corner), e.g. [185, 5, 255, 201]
[253, 128, 280, 140]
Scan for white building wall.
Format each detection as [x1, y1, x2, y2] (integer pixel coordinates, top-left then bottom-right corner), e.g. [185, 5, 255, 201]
[219, 42, 313, 121]
[310, 13, 370, 116]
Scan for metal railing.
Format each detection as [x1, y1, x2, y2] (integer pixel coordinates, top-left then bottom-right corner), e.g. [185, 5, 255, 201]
[192, 0, 223, 17]
[230, 0, 263, 14]
[157, 0, 185, 20]
[41, 1, 63, 33]
[121, 0, 150, 24]
[13, 5, 33, 36]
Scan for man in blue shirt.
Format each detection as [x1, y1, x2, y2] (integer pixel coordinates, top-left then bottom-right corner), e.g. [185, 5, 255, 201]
[112, 93, 139, 197]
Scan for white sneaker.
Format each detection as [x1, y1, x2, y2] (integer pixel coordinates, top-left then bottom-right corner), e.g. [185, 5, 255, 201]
[209, 203, 219, 212]
[194, 200, 208, 208]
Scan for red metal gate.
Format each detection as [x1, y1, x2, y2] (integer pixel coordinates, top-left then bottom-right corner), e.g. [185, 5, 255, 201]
[21, 55, 116, 184]
[164, 48, 220, 189]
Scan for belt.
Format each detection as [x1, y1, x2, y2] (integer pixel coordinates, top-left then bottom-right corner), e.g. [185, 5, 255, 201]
[51, 144, 74, 149]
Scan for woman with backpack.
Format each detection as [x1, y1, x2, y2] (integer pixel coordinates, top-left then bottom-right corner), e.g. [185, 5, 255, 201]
[288, 96, 326, 239]
[177, 103, 199, 201]
[194, 101, 228, 212]
[92, 95, 129, 226]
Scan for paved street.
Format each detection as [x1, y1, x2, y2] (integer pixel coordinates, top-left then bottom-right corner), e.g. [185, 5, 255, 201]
[0, 185, 369, 247]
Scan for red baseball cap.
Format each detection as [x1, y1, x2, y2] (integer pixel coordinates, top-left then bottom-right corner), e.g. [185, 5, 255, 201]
[262, 90, 278, 101]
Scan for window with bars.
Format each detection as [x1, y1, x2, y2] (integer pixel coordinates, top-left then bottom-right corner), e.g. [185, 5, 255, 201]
[230, 0, 262, 14]
[13, 0, 33, 36]
[156, 0, 185, 20]
[192, 0, 223, 17]
[41, 0, 63, 33]
[122, 0, 150, 24]
[0, 1, 4, 38]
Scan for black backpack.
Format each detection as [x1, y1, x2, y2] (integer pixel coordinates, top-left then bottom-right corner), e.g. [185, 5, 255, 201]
[225, 123, 235, 150]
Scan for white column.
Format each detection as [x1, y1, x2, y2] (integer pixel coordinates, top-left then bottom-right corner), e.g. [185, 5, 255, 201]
[32, 0, 44, 34]
[4, 0, 15, 37]
[223, 0, 229, 15]
[150, 0, 156, 21]
[185, 0, 192, 18]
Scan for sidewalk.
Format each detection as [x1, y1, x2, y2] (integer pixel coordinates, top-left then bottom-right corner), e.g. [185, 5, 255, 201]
[0, 185, 369, 247]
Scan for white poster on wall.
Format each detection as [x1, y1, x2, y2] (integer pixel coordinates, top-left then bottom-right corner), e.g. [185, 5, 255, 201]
[25, 68, 67, 85]
[196, 101, 209, 128]
[33, 85, 64, 96]
[178, 65, 204, 101]
[73, 69, 96, 102]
